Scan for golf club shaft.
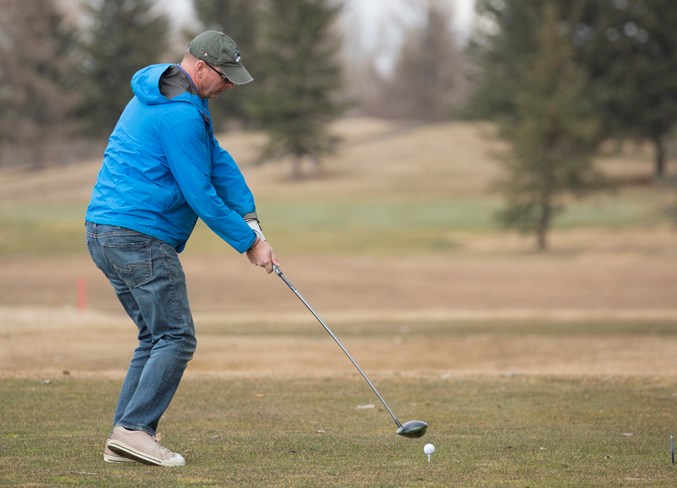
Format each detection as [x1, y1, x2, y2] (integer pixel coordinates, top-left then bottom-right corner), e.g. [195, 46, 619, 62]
[273, 265, 403, 429]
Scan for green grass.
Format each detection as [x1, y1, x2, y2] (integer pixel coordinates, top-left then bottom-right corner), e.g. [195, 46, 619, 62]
[0, 189, 671, 256]
[196, 317, 677, 339]
[556, 191, 669, 229]
[1, 375, 676, 486]
[190, 197, 500, 256]
[125, 194, 675, 256]
[0, 204, 87, 256]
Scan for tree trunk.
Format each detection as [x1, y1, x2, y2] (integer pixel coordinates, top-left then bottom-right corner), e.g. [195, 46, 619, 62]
[291, 156, 303, 179]
[537, 201, 551, 252]
[653, 135, 666, 179]
[31, 128, 47, 171]
[308, 155, 320, 176]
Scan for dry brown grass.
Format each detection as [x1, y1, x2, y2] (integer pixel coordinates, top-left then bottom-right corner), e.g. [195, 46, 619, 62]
[2, 248, 677, 378]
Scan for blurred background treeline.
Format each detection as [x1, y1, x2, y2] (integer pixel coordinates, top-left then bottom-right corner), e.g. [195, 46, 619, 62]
[1, 0, 676, 250]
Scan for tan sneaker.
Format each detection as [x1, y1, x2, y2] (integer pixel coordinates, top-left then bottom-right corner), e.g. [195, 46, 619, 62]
[107, 426, 186, 467]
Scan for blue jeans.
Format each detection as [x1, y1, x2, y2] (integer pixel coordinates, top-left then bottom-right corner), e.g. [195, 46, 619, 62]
[85, 222, 196, 436]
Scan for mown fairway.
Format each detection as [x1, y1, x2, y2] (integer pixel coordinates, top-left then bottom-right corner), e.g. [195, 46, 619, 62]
[1, 120, 676, 486]
[1, 374, 677, 487]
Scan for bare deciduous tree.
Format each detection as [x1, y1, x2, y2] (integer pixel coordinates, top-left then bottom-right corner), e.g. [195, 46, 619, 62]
[360, 0, 467, 121]
[0, 0, 78, 168]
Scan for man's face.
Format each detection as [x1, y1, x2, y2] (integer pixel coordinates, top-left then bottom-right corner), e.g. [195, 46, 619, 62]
[198, 61, 235, 99]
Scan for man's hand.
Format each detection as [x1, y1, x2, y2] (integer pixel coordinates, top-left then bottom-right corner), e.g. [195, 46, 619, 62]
[246, 238, 278, 274]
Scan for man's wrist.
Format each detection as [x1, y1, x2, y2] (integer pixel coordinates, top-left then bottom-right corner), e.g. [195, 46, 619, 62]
[248, 234, 261, 251]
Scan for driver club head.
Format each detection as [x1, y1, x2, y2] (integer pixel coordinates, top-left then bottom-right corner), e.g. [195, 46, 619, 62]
[396, 420, 428, 438]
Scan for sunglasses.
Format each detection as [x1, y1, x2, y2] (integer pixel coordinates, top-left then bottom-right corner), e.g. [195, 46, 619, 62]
[204, 61, 233, 85]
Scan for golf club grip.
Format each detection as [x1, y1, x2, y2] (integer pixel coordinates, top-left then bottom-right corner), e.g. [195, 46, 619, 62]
[272, 265, 402, 428]
[272, 265, 297, 292]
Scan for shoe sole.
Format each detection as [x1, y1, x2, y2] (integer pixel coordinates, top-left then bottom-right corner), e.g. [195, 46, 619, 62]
[107, 440, 185, 467]
[103, 453, 135, 464]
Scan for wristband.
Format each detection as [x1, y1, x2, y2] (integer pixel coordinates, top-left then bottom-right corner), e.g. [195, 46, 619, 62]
[245, 217, 266, 242]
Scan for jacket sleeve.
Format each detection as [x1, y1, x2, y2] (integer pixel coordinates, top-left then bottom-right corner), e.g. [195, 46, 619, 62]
[210, 136, 257, 218]
[159, 108, 257, 253]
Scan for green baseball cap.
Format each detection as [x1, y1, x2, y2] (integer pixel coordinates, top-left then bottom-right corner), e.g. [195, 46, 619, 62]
[188, 30, 253, 85]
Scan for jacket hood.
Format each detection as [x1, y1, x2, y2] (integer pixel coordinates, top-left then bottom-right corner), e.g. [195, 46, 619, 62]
[131, 64, 205, 112]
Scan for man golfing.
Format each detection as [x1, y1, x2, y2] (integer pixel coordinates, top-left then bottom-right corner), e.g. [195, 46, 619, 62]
[85, 31, 277, 466]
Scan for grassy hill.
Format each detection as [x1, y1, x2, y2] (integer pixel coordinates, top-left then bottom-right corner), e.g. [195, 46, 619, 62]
[0, 119, 673, 257]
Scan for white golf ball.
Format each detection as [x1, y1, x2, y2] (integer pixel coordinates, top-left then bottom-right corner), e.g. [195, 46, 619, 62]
[424, 443, 435, 455]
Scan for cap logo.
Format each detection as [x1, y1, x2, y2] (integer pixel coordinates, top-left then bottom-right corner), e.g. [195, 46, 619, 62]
[235, 49, 241, 63]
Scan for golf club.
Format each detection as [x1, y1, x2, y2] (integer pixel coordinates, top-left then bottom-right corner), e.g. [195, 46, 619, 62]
[273, 265, 428, 438]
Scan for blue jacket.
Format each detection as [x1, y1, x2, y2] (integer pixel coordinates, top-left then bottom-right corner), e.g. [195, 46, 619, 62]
[85, 64, 257, 253]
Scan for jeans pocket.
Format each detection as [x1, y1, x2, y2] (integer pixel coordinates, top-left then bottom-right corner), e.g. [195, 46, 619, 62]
[103, 240, 153, 287]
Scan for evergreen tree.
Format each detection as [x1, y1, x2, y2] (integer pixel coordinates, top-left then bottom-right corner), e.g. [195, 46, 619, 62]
[248, 0, 347, 178]
[78, 0, 170, 137]
[466, 0, 553, 120]
[496, 3, 602, 251]
[0, 0, 79, 168]
[575, 0, 677, 179]
[468, 0, 677, 179]
[191, 0, 260, 128]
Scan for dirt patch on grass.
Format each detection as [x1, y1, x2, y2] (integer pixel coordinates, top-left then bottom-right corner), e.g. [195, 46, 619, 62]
[1, 247, 675, 313]
[4, 324, 677, 379]
[2, 303, 677, 379]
